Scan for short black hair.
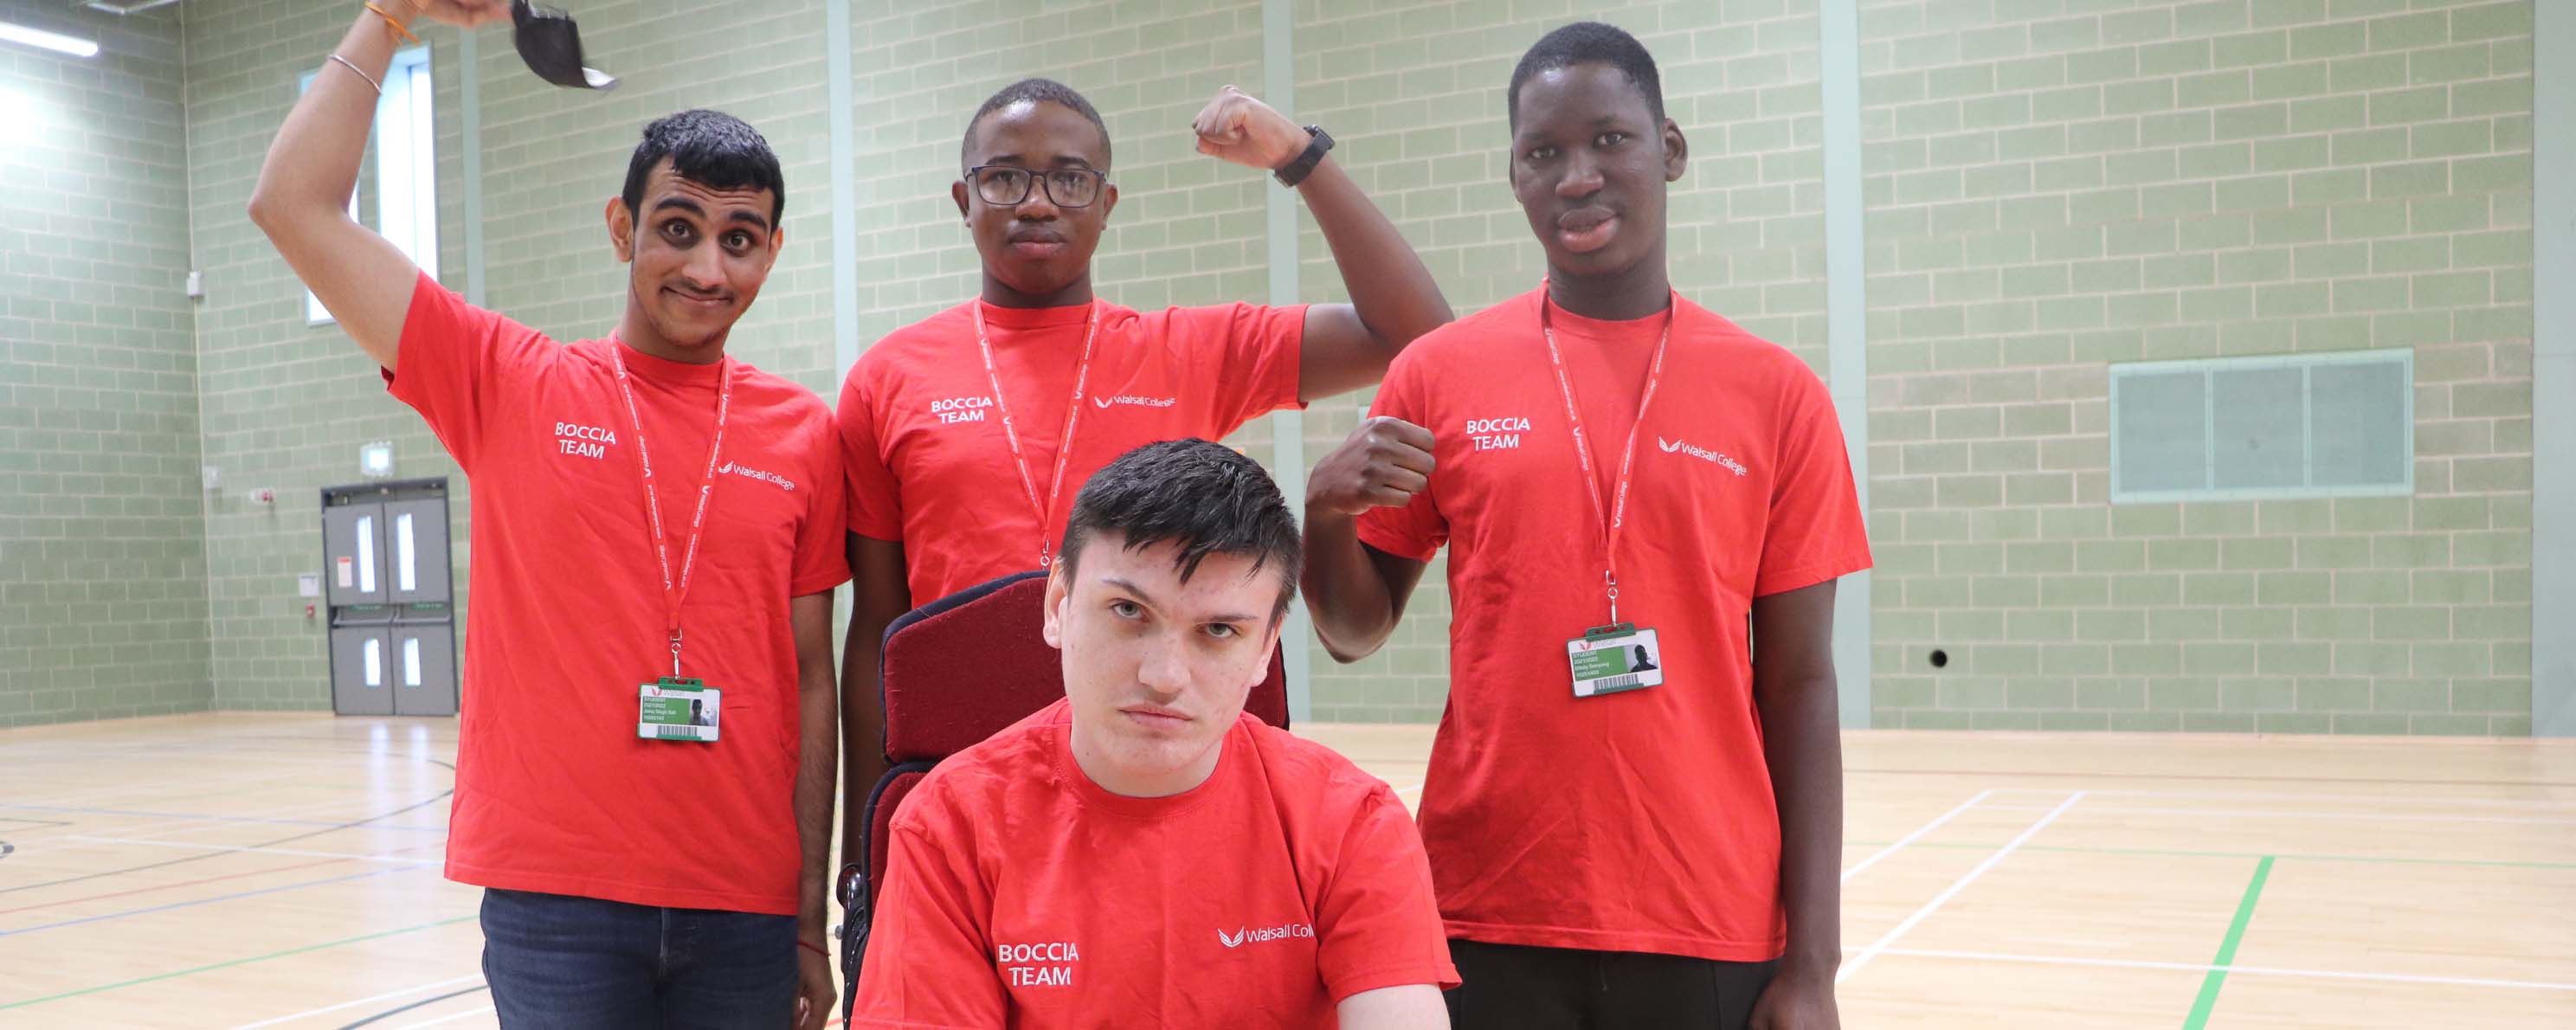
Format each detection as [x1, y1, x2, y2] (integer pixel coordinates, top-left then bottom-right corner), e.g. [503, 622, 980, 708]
[1508, 21, 1665, 130]
[621, 109, 786, 228]
[962, 78, 1113, 172]
[1059, 440, 1301, 620]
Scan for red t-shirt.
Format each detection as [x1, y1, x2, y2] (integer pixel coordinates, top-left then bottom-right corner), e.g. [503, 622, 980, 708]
[851, 699, 1456, 1027]
[838, 299, 1305, 602]
[385, 273, 848, 915]
[1357, 289, 1871, 962]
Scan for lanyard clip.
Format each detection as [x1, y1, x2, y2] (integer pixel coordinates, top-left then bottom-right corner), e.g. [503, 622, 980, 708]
[1604, 570, 1620, 625]
[668, 630, 683, 679]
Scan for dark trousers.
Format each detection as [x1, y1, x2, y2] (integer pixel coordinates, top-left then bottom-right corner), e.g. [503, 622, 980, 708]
[1446, 938, 1779, 1029]
[480, 887, 795, 1029]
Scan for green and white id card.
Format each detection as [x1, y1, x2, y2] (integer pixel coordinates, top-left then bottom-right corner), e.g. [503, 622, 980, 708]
[1565, 623, 1665, 698]
[638, 678, 721, 742]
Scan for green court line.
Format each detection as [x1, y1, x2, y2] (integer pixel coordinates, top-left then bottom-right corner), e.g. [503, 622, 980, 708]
[2182, 855, 2274, 1030]
[0, 914, 476, 1011]
[1845, 839, 2576, 872]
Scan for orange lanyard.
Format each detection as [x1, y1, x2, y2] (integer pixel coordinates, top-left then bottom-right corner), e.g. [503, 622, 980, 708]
[972, 300, 1104, 567]
[608, 346, 733, 677]
[1536, 291, 1677, 625]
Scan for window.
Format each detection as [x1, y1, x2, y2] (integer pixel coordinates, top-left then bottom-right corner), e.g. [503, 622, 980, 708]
[298, 45, 436, 325]
[2109, 349, 2413, 503]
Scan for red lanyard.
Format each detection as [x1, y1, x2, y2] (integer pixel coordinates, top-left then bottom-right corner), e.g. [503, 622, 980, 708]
[972, 300, 1104, 566]
[1537, 290, 1677, 625]
[608, 345, 734, 677]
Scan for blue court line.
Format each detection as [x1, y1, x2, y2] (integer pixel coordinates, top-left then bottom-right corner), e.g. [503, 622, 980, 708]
[0, 861, 437, 938]
[0, 802, 449, 832]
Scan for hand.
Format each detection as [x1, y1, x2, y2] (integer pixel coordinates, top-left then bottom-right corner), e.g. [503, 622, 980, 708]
[1309, 416, 1434, 518]
[1191, 85, 1310, 171]
[1748, 965, 1839, 1030]
[792, 943, 836, 1030]
[399, 0, 513, 29]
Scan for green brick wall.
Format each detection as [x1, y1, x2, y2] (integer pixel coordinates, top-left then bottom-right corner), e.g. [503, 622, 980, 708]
[186, 0, 474, 710]
[7, 0, 2542, 732]
[1296, 0, 1831, 721]
[1858, 0, 2535, 733]
[0, 4, 211, 728]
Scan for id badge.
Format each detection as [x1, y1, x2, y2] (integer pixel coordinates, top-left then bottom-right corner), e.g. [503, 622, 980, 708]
[638, 677, 721, 741]
[1565, 624, 1665, 698]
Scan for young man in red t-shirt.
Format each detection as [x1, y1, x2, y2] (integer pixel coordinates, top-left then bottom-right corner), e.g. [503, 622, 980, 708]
[250, 3, 844, 1026]
[835, 78, 1453, 872]
[851, 440, 1455, 1028]
[1301, 23, 1870, 1029]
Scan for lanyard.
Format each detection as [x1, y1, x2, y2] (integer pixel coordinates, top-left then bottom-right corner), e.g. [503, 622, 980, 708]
[1537, 289, 1677, 626]
[608, 345, 734, 677]
[971, 299, 1104, 566]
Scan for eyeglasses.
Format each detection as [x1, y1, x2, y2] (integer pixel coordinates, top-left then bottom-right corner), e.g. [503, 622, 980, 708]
[969, 165, 1107, 209]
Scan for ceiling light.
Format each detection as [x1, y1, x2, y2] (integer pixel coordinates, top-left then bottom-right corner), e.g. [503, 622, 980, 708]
[0, 22, 100, 58]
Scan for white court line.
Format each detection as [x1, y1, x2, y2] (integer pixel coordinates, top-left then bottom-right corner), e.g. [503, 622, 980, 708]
[1388, 782, 1423, 796]
[393, 1004, 495, 1029]
[1838, 791, 2085, 986]
[1852, 945, 2576, 993]
[1974, 802, 2576, 826]
[1842, 790, 1991, 884]
[1983, 786, 2576, 813]
[65, 835, 438, 864]
[229, 974, 486, 1029]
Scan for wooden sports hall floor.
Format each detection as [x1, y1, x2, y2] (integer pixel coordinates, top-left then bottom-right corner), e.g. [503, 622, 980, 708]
[0, 713, 2569, 1027]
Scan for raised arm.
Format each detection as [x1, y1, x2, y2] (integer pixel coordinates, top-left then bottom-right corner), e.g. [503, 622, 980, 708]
[1189, 86, 1452, 402]
[245, 0, 507, 370]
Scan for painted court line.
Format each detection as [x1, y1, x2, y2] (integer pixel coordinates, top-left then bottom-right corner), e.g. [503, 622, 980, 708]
[1975, 802, 2576, 827]
[1838, 791, 2085, 986]
[67, 835, 433, 864]
[229, 974, 485, 1029]
[0, 913, 478, 1011]
[1982, 786, 2576, 813]
[0, 862, 435, 937]
[0, 802, 450, 833]
[1842, 789, 1990, 884]
[2183, 855, 2274, 1029]
[1855, 946, 2576, 993]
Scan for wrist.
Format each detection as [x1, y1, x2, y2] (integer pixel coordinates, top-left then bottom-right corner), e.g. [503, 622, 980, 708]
[1777, 948, 1840, 981]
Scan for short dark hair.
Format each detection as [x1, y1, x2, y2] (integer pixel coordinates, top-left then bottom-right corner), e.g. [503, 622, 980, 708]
[1508, 21, 1665, 130]
[962, 77, 1113, 172]
[621, 109, 786, 227]
[1059, 440, 1301, 620]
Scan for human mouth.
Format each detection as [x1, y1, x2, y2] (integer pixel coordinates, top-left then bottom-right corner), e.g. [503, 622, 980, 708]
[1555, 207, 1619, 254]
[1120, 705, 1188, 730]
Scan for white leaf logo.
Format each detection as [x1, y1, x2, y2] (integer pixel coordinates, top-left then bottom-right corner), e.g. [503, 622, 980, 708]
[1658, 436, 1682, 453]
[1095, 396, 1116, 409]
[1218, 928, 1246, 948]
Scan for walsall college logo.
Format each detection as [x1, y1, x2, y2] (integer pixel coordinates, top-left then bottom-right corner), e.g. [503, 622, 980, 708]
[1093, 394, 1178, 409]
[1218, 922, 1314, 948]
[1658, 436, 1748, 476]
[716, 460, 796, 492]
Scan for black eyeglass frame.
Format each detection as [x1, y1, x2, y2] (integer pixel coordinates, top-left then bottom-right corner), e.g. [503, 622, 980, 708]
[966, 164, 1111, 209]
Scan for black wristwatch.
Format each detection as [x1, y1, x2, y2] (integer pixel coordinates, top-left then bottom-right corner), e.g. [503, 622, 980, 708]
[1274, 125, 1334, 188]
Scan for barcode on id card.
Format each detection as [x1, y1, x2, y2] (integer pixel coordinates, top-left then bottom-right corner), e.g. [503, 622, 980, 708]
[1591, 674, 1641, 692]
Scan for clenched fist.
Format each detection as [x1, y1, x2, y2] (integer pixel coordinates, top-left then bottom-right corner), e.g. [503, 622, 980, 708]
[1309, 416, 1435, 518]
[1190, 86, 1310, 172]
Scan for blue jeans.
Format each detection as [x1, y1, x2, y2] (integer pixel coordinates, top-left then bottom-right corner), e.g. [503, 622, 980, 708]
[480, 887, 795, 1029]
